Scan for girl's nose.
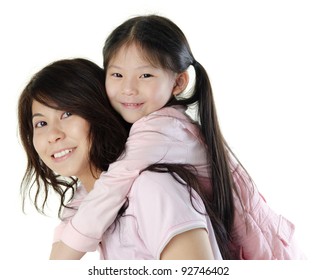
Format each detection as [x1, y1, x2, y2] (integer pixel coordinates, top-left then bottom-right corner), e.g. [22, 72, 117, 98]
[122, 77, 138, 96]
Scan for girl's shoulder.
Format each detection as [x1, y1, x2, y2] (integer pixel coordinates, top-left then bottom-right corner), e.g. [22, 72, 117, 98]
[137, 105, 190, 123]
[131, 105, 200, 138]
[152, 105, 188, 119]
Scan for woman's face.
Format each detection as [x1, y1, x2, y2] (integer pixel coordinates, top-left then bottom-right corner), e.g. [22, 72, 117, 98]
[32, 100, 94, 186]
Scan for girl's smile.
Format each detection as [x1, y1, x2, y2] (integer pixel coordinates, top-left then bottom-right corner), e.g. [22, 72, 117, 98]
[121, 102, 144, 110]
[105, 43, 181, 123]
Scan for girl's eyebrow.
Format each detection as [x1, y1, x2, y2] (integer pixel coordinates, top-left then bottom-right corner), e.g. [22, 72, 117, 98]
[108, 64, 155, 70]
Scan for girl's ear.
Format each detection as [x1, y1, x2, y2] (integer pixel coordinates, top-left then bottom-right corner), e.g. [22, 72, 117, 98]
[172, 71, 189, 96]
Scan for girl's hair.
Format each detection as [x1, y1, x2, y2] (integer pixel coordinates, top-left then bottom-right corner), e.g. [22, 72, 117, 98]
[103, 15, 252, 259]
[18, 58, 129, 217]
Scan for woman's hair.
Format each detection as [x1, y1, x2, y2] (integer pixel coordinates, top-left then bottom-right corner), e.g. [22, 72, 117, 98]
[102, 15, 253, 259]
[18, 58, 129, 217]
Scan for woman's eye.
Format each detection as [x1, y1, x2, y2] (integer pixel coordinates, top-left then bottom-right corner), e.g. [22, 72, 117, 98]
[112, 73, 122, 78]
[62, 112, 72, 119]
[34, 121, 47, 128]
[140, 73, 153, 78]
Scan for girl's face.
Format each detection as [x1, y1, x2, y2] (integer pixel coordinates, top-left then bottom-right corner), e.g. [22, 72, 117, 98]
[32, 100, 95, 187]
[105, 43, 180, 123]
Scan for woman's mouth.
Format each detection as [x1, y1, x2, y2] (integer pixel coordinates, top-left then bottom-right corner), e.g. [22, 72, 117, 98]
[52, 148, 74, 159]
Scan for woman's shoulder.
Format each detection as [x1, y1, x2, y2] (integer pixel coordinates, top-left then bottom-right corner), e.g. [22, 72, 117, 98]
[129, 171, 206, 218]
[127, 171, 210, 259]
[129, 171, 182, 202]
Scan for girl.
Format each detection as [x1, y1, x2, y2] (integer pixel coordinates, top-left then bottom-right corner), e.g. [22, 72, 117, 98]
[53, 15, 305, 259]
[18, 58, 221, 259]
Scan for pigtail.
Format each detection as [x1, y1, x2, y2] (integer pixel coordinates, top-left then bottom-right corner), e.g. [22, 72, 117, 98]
[193, 60, 235, 232]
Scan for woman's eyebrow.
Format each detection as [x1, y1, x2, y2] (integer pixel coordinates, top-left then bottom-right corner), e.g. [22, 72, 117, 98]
[32, 113, 44, 120]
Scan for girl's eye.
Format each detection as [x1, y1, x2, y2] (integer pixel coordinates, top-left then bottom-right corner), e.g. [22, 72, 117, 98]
[34, 121, 47, 128]
[62, 112, 72, 119]
[140, 73, 153, 78]
[112, 73, 122, 78]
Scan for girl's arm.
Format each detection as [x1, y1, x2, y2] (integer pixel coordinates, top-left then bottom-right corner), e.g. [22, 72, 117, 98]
[58, 107, 207, 256]
[160, 228, 214, 260]
[50, 186, 88, 260]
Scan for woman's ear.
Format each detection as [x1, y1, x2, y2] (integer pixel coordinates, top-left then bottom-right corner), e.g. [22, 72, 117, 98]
[172, 71, 189, 96]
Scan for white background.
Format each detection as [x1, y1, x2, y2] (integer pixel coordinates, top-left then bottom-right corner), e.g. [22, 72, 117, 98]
[1, 0, 315, 269]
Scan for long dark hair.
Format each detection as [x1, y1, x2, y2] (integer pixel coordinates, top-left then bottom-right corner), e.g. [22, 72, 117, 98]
[102, 15, 253, 259]
[18, 58, 129, 217]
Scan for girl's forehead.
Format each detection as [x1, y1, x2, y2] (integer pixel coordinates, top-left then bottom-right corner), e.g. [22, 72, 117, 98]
[109, 42, 161, 68]
[112, 43, 144, 59]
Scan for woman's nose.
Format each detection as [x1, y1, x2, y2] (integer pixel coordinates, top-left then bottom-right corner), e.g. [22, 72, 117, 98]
[48, 126, 65, 143]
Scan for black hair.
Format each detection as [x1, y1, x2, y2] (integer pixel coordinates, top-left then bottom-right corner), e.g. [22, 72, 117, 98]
[18, 58, 129, 217]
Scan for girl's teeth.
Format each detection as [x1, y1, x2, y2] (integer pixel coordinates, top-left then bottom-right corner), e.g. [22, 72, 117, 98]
[53, 149, 72, 158]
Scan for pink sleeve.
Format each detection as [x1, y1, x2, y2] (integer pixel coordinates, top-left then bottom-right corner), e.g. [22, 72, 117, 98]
[60, 108, 205, 252]
[52, 186, 88, 244]
[53, 222, 67, 244]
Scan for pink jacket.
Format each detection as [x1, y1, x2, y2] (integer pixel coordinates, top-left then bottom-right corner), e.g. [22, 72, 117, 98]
[59, 105, 305, 259]
[230, 164, 305, 259]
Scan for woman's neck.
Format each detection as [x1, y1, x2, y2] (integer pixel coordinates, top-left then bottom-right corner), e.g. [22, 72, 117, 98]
[79, 169, 102, 192]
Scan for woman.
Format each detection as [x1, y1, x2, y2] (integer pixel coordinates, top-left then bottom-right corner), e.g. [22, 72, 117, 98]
[18, 58, 221, 259]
